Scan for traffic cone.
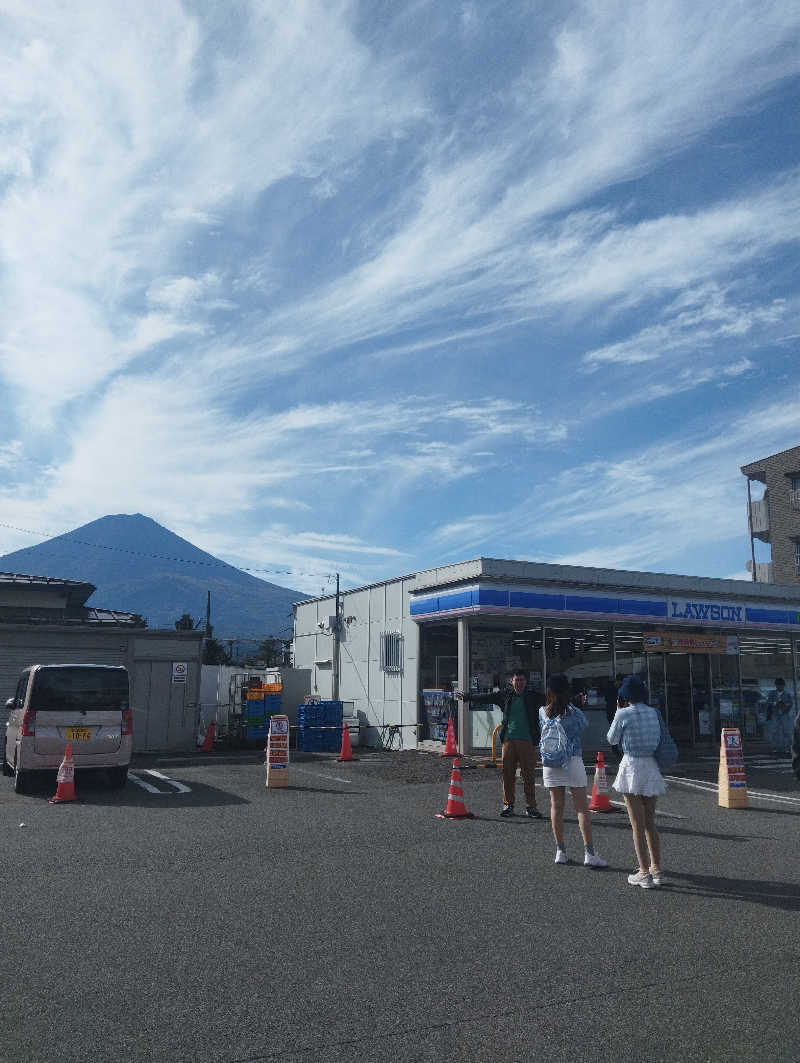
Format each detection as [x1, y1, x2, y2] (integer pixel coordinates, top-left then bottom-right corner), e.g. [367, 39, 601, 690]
[337, 722, 358, 762]
[440, 716, 458, 757]
[589, 751, 614, 813]
[435, 758, 474, 819]
[200, 720, 215, 753]
[50, 745, 76, 804]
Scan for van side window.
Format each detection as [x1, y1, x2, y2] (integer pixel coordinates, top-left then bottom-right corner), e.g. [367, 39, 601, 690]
[14, 674, 28, 709]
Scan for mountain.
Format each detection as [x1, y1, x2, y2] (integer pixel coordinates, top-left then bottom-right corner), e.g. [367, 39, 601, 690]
[0, 514, 303, 639]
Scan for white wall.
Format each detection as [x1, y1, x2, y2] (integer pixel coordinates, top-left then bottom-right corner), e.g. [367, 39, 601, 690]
[293, 577, 420, 748]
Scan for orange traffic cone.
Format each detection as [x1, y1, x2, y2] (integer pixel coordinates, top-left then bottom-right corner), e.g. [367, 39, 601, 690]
[200, 720, 215, 753]
[435, 758, 474, 819]
[440, 716, 458, 756]
[589, 751, 614, 813]
[337, 722, 358, 762]
[50, 744, 77, 804]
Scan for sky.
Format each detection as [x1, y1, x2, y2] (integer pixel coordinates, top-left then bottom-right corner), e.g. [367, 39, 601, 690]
[1, 0, 799, 597]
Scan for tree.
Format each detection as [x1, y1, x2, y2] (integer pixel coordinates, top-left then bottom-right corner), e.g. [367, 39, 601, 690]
[174, 613, 195, 631]
[202, 637, 231, 665]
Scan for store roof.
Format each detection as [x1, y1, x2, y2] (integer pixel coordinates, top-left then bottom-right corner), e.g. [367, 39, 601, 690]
[294, 557, 800, 605]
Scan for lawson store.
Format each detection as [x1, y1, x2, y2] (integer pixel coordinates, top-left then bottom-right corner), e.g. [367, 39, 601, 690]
[291, 558, 800, 754]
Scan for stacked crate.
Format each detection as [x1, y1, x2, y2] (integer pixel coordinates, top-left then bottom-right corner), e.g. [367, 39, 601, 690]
[245, 683, 282, 740]
[298, 700, 343, 752]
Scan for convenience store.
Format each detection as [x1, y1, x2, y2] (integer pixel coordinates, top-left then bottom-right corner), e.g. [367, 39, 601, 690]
[292, 558, 800, 753]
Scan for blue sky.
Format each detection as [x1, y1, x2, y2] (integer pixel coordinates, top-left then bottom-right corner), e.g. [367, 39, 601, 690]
[1, 1, 799, 596]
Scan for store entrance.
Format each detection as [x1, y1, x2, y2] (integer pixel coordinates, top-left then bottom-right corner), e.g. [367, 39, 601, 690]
[664, 653, 694, 745]
[645, 652, 717, 746]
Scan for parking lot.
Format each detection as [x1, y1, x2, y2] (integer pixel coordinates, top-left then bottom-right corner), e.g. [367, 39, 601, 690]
[1, 749, 798, 1063]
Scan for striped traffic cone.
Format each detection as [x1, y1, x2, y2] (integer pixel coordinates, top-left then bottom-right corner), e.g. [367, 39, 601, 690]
[589, 751, 614, 813]
[50, 745, 77, 804]
[440, 716, 458, 757]
[435, 758, 474, 819]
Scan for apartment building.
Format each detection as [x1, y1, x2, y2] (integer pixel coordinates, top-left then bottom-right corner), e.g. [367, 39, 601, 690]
[741, 444, 800, 585]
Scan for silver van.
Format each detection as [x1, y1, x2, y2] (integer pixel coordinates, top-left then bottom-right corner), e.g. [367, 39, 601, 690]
[3, 664, 133, 793]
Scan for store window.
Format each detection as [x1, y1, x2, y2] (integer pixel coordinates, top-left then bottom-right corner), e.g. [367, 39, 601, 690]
[739, 634, 794, 740]
[543, 624, 614, 709]
[418, 624, 458, 690]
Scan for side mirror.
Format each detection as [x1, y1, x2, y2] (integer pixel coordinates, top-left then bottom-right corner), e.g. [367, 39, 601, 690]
[5, 697, 14, 709]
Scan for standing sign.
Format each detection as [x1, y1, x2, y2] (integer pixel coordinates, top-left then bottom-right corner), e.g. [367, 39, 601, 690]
[172, 662, 188, 684]
[266, 714, 290, 789]
[718, 728, 748, 808]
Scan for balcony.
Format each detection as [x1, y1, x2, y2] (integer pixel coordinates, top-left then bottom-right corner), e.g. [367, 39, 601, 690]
[749, 498, 770, 540]
[746, 560, 773, 582]
[791, 489, 800, 511]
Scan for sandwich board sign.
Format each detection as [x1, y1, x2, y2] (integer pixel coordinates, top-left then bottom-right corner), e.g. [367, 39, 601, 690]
[266, 714, 290, 788]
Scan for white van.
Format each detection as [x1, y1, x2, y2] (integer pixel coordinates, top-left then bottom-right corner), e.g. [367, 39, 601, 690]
[3, 664, 133, 793]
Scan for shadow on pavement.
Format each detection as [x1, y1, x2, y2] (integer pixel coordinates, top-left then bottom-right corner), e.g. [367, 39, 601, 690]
[10, 770, 249, 808]
[663, 871, 800, 912]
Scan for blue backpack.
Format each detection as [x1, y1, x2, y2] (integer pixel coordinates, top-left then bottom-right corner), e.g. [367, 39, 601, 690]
[539, 716, 570, 769]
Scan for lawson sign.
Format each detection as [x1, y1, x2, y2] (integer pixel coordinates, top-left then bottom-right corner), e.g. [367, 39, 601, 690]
[668, 599, 744, 623]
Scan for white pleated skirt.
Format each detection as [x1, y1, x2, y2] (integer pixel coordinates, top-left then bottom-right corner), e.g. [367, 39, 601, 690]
[612, 754, 667, 797]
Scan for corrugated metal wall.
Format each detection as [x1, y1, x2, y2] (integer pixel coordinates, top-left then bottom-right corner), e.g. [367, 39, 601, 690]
[0, 627, 203, 752]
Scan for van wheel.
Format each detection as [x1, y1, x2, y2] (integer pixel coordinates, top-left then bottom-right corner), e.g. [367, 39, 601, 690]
[107, 766, 128, 789]
[13, 760, 29, 794]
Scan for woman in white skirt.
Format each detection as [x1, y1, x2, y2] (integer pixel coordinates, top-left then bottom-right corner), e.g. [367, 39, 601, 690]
[606, 675, 666, 889]
[539, 674, 607, 869]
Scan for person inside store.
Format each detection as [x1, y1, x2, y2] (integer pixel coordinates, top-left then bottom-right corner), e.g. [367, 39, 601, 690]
[539, 674, 608, 869]
[767, 677, 795, 755]
[606, 675, 666, 889]
[456, 669, 543, 818]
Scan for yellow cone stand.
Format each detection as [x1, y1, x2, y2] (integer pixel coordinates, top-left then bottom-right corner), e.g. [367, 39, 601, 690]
[718, 727, 748, 808]
[266, 714, 289, 788]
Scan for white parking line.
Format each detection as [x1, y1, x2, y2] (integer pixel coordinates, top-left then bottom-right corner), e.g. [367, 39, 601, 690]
[291, 766, 354, 786]
[664, 775, 800, 806]
[128, 770, 192, 794]
[128, 771, 162, 794]
[142, 769, 191, 794]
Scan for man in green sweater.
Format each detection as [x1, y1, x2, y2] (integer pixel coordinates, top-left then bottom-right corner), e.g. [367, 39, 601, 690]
[457, 669, 543, 818]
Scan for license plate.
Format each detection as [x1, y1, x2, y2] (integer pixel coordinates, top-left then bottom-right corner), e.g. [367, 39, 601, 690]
[66, 727, 92, 741]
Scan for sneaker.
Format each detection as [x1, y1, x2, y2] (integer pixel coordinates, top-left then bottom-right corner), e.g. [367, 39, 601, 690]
[525, 806, 542, 819]
[554, 849, 568, 864]
[650, 869, 663, 887]
[627, 870, 655, 889]
[499, 804, 514, 817]
[584, 852, 608, 868]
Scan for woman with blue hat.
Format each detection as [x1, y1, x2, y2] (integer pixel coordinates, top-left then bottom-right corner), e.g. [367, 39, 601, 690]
[606, 675, 666, 889]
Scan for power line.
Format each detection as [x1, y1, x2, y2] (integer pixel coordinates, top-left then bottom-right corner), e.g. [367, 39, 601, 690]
[0, 520, 336, 583]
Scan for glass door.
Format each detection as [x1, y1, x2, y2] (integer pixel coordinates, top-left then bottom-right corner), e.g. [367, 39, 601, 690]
[690, 655, 715, 744]
[664, 653, 693, 744]
[646, 653, 666, 716]
[710, 653, 741, 739]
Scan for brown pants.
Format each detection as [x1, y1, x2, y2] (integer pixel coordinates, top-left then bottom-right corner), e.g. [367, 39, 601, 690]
[501, 739, 538, 808]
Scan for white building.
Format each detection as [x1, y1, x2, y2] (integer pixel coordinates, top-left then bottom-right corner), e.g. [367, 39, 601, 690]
[292, 557, 800, 753]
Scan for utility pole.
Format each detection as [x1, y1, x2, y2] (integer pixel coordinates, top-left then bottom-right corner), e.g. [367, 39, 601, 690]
[332, 573, 341, 701]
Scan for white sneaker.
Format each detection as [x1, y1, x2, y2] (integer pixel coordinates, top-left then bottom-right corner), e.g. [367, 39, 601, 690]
[650, 869, 663, 887]
[554, 849, 568, 864]
[584, 852, 608, 868]
[627, 870, 655, 889]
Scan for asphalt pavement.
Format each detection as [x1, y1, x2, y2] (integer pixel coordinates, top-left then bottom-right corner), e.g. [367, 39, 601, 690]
[1, 748, 798, 1063]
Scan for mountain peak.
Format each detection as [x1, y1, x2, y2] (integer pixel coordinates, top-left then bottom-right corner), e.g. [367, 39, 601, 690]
[1, 514, 302, 638]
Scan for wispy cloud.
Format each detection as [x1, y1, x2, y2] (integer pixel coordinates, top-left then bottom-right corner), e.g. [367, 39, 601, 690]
[1, 1, 799, 592]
